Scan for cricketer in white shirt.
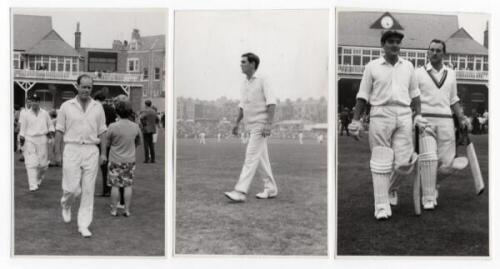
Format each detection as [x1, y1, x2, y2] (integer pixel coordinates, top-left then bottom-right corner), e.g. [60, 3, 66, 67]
[19, 107, 54, 191]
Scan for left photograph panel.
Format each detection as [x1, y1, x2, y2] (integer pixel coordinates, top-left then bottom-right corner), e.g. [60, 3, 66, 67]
[11, 8, 167, 256]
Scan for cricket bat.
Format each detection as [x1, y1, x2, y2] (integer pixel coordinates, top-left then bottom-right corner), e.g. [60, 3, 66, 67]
[465, 134, 485, 195]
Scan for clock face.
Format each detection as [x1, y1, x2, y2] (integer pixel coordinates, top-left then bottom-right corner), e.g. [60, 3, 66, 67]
[381, 16, 394, 29]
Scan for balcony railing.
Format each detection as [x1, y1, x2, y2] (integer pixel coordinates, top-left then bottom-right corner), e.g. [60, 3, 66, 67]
[338, 65, 488, 81]
[14, 69, 142, 83]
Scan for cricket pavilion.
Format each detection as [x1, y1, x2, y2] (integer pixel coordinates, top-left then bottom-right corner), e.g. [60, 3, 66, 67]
[337, 11, 489, 116]
[13, 14, 143, 111]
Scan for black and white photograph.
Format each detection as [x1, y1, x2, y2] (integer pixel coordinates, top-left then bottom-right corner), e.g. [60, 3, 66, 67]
[174, 10, 329, 255]
[336, 8, 489, 256]
[11, 8, 166, 255]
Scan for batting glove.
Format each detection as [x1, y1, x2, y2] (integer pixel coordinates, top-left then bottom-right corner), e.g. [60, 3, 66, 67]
[348, 120, 363, 140]
[459, 116, 472, 131]
[414, 114, 429, 129]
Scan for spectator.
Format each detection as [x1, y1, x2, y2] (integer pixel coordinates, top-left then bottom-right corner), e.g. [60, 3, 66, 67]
[102, 101, 142, 217]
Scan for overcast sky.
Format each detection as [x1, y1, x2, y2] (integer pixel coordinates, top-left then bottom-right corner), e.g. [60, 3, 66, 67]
[174, 10, 330, 101]
[458, 13, 489, 44]
[12, 8, 167, 48]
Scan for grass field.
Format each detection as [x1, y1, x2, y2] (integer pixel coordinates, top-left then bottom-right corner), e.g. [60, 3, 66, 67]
[337, 133, 489, 256]
[13, 131, 165, 256]
[175, 138, 328, 255]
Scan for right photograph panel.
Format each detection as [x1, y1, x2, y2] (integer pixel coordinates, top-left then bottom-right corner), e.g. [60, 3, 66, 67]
[336, 8, 489, 256]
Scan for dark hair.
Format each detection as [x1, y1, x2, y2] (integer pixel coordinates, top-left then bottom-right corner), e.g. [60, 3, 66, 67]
[115, 101, 132, 119]
[49, 109, 57, 118]
[429, 39, 446, 54]
[145, 100, 152, 107]
[242, 52, 260, 70]
[93, 91, 106, 102]
[76, 74, 93, 85]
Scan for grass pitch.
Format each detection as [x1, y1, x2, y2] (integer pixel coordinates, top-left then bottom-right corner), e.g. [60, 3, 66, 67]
[175, 138, 328, 255]
[337, 133, 489, 256]
[13, 131, 165, 256]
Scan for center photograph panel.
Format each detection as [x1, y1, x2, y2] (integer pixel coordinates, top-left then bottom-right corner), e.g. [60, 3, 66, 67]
[173, 9, 329, 256]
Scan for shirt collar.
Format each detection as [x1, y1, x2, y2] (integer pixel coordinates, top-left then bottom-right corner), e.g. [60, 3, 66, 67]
[425, 63, 446, 73]
[69, 97, 97, 109]
[380, 56, 403, 66]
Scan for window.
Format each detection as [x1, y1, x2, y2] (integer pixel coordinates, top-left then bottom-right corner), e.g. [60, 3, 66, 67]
[353, 55, 361, 65]
[72, 57, 78, 72]
[483, 56, 488, 71]
[127, 58, 139, 72]
[143, 68, 149, 80]
[467, 55, 474, 70]
[64, 58, 72, 72]
[13, 52, 20, 69]
[154, 68, 161, 80]
[130, 41, 138, 50]
[475, 57, 483, 71]
[343, 55, 351, 65]
[49, 58, 57, 71]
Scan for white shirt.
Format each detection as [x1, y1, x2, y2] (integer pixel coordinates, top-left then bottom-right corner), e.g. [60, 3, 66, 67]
[417, 63, 459, 116]
[239, 75, 277, 129]
[56, 98, 107, 145]
[357, 57, 420, 106]
[19, 108, 54, 138]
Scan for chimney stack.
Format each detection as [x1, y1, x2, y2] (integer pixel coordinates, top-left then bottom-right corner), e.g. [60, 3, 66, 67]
[75, 22, 81, 50]
[483, 21, 489, 49]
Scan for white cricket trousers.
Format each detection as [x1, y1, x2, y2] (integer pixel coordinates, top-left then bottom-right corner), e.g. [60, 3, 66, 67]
[61, 144, 99, 230]
[234, 129, 277, 194]
[24, 135, 49, 190]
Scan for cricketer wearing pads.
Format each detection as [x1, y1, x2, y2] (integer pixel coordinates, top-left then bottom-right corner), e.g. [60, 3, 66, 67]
[55, 74, 107, 238]
[19, 94, 54, 192]
[416, 39, 470, 210]
[348, 30, 427, 220]
[224, 52, 277, 202]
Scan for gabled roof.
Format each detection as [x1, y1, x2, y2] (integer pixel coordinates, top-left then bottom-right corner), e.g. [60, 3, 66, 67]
[138, 35, 165, 50]
[446, 28, 488, 55]
[25, 30, 80, 57]
[338, 11, 459, 50]
[13, 14, 52, 51]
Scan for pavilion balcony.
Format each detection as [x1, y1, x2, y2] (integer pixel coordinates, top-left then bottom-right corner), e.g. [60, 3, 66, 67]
[14, 69, 142, 83]
[338, 65, 488, 82]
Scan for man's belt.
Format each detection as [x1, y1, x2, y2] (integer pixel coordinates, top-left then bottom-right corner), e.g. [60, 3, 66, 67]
[422, 113, 453, 118]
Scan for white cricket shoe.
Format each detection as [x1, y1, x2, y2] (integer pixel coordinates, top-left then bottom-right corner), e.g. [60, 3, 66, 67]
[62, 206, 71, 223]
[423, 201, 436, 210]
[256, 189, 278, 199]
[224, 190, 246, 202]
[374, 205, 392, 220]
[78, 227, 92, 238]
[389, 190, 398, 206]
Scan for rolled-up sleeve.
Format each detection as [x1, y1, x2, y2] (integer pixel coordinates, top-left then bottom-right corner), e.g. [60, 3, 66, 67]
[450, 71, 460, 105]
[356, 64, 372, 102]
[262, 78, 276, 105]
